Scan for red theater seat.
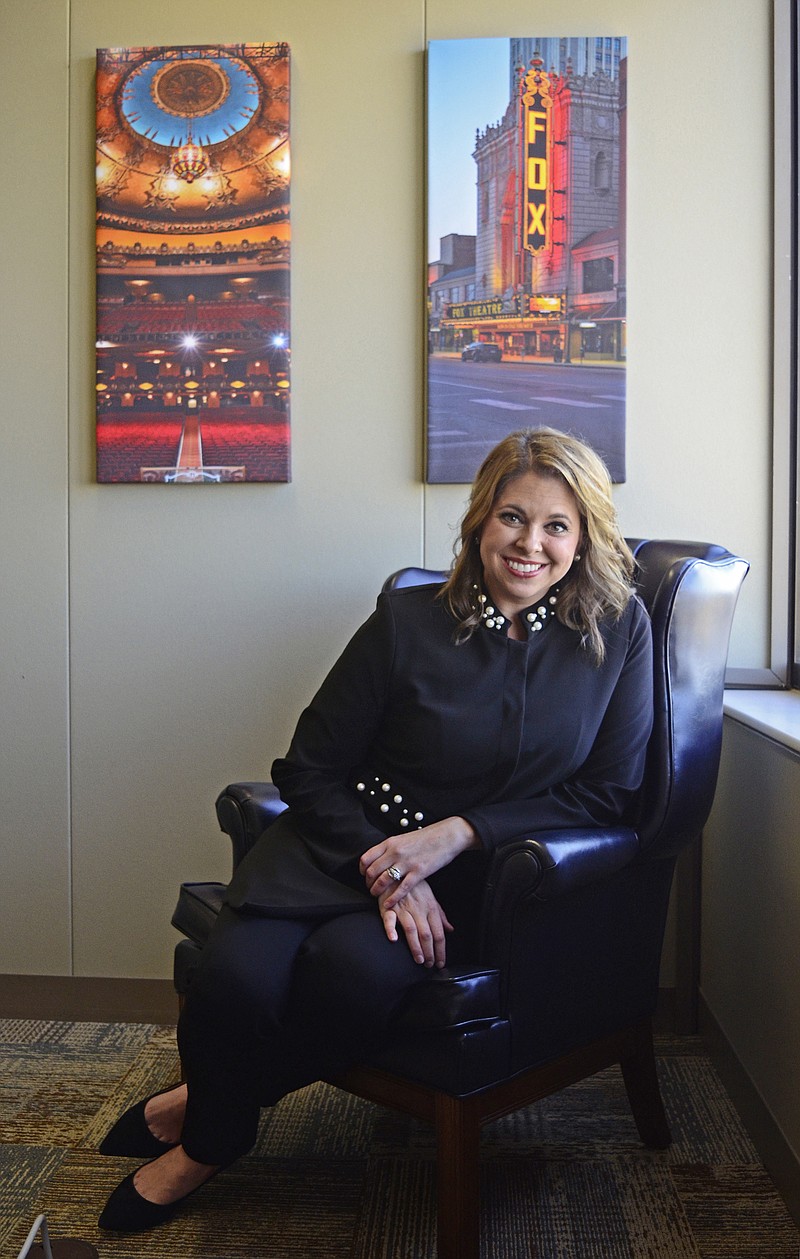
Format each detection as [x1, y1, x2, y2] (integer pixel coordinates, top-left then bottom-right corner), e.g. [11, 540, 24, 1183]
[96, 414, 183, 483]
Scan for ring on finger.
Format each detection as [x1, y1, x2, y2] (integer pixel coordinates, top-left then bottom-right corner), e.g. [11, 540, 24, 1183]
[387, 865, 403, 882]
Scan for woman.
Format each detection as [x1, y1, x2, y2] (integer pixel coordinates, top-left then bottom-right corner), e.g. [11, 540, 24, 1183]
[98, 427, 653, 1232]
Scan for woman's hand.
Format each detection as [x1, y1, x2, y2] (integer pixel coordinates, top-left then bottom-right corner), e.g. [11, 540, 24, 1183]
[379, 879, 453, 968]
[360, 816, 481, 909]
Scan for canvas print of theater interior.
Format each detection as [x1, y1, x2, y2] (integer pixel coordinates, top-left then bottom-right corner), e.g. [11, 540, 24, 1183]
[427, 37, 626, 485]
[95, 43, 290, 483]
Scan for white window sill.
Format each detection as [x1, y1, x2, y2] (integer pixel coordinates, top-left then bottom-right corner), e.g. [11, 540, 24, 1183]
[723, 689, 800, 755]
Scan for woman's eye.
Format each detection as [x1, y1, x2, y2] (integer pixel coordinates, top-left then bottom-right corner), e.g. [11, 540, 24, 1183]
[500, 511, 522, 524]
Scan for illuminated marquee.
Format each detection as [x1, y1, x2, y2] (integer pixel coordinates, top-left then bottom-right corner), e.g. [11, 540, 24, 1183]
[529, 295, 561, 314]
[521, 61, 553, 256]
[447, 299, 503, 320]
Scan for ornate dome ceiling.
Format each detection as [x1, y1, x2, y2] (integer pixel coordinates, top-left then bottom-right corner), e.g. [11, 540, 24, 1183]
[96, 44, 290, 235]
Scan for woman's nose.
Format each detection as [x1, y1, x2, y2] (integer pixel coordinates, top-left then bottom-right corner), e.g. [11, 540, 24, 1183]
[517, 525, 543, 551]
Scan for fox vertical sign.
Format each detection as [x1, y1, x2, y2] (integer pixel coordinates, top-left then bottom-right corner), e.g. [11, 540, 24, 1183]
[521, 60, 552, 257]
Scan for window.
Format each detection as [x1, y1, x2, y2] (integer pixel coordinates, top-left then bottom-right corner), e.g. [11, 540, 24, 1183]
[594, 151, 612, 195]
[582, 256, 614, 294]
[479, 184, 489, 226]
[771, 0, 797, 687]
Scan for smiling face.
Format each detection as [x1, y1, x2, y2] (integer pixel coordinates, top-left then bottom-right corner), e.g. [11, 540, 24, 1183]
[478, 469, 583, 620]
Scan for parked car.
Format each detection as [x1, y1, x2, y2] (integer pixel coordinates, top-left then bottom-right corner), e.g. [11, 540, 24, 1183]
[461, 341, 502, 362]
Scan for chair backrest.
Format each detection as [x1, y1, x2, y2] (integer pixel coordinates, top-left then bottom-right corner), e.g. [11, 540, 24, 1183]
[630, 540, 748, 858]
[383, 566, 448, 590]
[383, 539, 749, 861]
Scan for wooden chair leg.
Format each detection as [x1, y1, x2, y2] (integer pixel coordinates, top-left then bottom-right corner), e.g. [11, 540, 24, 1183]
[674, 834, 702, 1033]
[620, 1020, 671, 1149]
[434, 1093, 481, 1259]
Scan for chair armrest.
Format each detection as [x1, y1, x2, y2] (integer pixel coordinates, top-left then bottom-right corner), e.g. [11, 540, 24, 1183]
[215, 781, 288, 870]
[481, 826, 639, 959]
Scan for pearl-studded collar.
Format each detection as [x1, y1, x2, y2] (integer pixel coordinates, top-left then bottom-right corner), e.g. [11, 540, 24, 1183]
[475, 585, 560, 636]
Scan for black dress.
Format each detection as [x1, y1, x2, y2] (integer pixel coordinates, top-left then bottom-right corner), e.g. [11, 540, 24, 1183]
[179, 582, 653, 1165]
[227, 581, 653, 916]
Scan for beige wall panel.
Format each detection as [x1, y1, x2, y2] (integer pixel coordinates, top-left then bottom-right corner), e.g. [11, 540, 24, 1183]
[423, 0, 772, 669]
[68, 0, 425, 975]
[703, 719, 800, 1167]
[0, 0, 72, 973]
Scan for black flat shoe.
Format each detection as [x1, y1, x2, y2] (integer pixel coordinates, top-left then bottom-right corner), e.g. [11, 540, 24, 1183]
[98, 1168, 180, 1233]
[98, 1162, 218, 1233]
[98, 1086, 182, 1158]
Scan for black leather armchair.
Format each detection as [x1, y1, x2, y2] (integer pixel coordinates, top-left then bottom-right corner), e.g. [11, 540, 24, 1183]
[172, 540, 748, 1259]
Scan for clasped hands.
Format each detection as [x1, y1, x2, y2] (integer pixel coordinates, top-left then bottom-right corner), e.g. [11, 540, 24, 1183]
[358, 816, 479, 969]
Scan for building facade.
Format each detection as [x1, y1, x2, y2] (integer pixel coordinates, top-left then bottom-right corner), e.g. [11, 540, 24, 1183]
[433, 47, 626, 365]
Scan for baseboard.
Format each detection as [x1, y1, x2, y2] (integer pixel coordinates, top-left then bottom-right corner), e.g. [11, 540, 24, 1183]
[0, 974, 177, 1024]
[0, 979, 677, 1035]
[699, 993, 800, 1228]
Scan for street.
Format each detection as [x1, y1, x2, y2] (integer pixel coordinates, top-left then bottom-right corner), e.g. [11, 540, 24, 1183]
[426, 355, 626, 484]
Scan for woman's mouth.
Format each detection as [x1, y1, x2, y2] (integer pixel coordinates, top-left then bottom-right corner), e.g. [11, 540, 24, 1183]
[502, 557, 546, 577]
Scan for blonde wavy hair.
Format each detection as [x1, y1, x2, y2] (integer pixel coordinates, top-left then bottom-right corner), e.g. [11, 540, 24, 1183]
[440, 427, 635, 664]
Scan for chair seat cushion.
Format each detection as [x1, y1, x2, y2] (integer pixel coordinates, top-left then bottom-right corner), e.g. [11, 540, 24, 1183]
[394, 966, 501, 1031]
[174, 937, 203, 995]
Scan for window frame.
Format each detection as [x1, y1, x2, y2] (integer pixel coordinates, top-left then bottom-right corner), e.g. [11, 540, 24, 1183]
[726, 2, 795, 689]
[764, 0, 797, 689]
[790, 1, 800, 686]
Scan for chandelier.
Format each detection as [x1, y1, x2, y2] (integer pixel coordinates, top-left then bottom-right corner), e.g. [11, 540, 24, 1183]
[171, 130, 209, 183]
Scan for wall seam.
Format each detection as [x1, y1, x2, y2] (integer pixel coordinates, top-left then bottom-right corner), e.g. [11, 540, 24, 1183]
[66, 0, 75, 976]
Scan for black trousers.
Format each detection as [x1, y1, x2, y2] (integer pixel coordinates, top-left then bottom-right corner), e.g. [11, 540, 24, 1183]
[177, 903, 427, 1165]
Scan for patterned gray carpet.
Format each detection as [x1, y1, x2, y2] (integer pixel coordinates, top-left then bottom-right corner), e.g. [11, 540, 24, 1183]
[1, 1019, 798, 1258]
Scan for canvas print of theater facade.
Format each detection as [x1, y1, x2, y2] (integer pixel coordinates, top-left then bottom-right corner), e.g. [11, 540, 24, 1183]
[427, 37, 626, 484]
[95, 44, 290, 483]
